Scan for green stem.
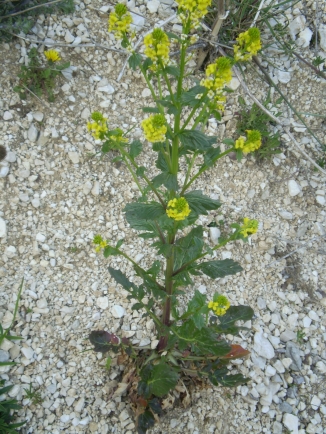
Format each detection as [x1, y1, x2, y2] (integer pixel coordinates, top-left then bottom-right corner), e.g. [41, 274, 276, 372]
[181, 147, 235, 195]
[183, 152, 198, 191]
[122, 156, 144, 195]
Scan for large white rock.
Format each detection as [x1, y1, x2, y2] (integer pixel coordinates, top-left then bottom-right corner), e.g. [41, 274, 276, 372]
[112, 305, 125, 318]
[0, 218, 7, 237]
[288, 15, 306, 39]
[3, 111, 13, 120]
[97, 84, 115, 94]
[297, 27, 313, 48]
[81, 107, 91, 120]
[253, 332, 275, 359]
[28, 124, 38, 142]
[147, 0, 160, 13]
[319, 24, 326, 51]
[274, 69, 291, 84]
[96, 297, 109, 310]
[130, 12, 145, 31]
[68, 152, 79, 164]
[209, 227, 221, 244]
[288, 180, 301, 196]
[283, 414, 298, 434]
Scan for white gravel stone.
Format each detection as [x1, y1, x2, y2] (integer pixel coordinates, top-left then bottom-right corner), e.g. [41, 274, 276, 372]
[316, 195, 325, 205]
[253, 332, 275, 359]
[112, 305, 125, 318]
[74, 396, 85, 413]
[142, 88, 151, 98]
[5, 151, 16, 163]
[91, 181, 100, 196]
[36, 233, 46, 242]
[288, 15, 306, 39]
[283, 414, 299, 434]
[60, 414, 70, 423]
[0, 218, 7, 237]
[302, 316, 312, 327]
[5, 246, 16, 258]
[279, 210, 293, 220]
[3, 111, 13, 120]
[209, 227, 220, 244]
[308, 310, 319, 321]
[65, 30, 75, 43]
[319, 24, 326, 51]
[147, 0, 160, 13]
[68, 152, 79, 164]
[21, 346, 34, 360]
[288, 180, 301, 196]
[98, 84, 115, 94]
[28, 124, 38, 142]
[81, 107, 91, 119]
[33, 111, 44, 122]
[297, 27, 313, 47]
[96, 297, 109, 309]
[311, 396, 321, 410]
[273, 360, 285, 373]
[0, 166, 9, 177]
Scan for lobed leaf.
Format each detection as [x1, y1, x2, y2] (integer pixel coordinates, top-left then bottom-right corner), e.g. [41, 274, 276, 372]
[184, 190, 221, 215]
[194, 259, 243, 279]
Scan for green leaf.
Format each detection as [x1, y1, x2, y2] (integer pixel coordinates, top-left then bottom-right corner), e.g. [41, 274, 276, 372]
[137, 410, 155, 434]
[218, 306, 254, 330]
[132, 302, 144, 311]
[88, 330, 120, 353]
[147, 362, 179, 397]
[108, 267, 137, 292]
[236, 149, 243, 162]
[222, 138, 235, 146]
[211, 110, 222, 121]
[0, 361, 17, 367]
[155, 151, 168, 171]
[116, 239, 124, 249]
[143, 57, 153, 72]
[103, 246, 120, 257]
[124, 202, 166, 227]
[194, 259, 243, 279]
[204, 147, 221, 167]
[181, 85, 206, 106]
[136, 166, 146, 177]
[172, 322, 231, 356]
[166, 31, 182, 42]
[128, 52, 142, 70]
[129, 140, 143, 159]
[152, 172, 178, 191]
[148, 397, 163, 415]
[178, 130, 213, 152]
[184, 190, 221, 215]
[209, 368, 249, 387]
[174, 226, 204, 271]
[183, 290, 208, 329]
[164, 65, 180, 77]
[142, 107, 160, 114]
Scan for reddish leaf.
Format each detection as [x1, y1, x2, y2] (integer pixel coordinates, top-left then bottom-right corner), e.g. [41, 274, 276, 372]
[220, 344, 250, 360]
[137, 396, 148, 408]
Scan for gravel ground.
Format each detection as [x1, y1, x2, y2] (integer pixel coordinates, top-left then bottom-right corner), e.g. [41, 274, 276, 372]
[0, 1, 326, 433]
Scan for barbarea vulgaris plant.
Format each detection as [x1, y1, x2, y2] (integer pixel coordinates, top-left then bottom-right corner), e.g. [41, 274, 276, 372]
[87, 2, 262, 431]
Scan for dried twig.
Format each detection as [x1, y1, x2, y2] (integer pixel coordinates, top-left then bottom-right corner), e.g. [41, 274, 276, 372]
[267, 236, 326, 268]
[250, 0, 267, 28]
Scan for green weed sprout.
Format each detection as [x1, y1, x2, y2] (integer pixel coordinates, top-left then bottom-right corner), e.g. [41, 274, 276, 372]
[87, 2, 262, 431]
[13, 48, 70, 102]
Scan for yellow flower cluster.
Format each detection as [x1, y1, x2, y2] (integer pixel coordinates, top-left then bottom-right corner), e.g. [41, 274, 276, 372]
[141, 114, 167, 143]
[234, 28, 261, 62]
[108, 3, 132, 39]
[239, 218, 258, 237]
[144, 29, 170, 70]
[93, 234, 108, 253]
[176, 0, 212, 28]
[201, 57, 232, 111]
[44, 50, 61, 62]
[87, 112, 108, 140]
[235, 130, 261, 154]
[208, 295, 230, 316]
[166, 197, 191, 221]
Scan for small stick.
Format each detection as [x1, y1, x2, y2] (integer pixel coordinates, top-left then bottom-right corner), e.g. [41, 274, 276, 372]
[250, 0, 267, 28]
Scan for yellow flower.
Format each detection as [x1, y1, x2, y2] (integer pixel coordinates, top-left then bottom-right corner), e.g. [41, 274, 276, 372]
[176, 0, 212, 28]
[44, 50, 61, 62]
[108, 3, 132, 40]
[144, 28, 170, 71]
[166, 197, 191, 221]
[235, 130, 261, 154]
[208, 295, 230, 316]
[93, 234, 108, 253]
[200, 57, 232, 110]
[239, 218, 258, 237]
[87, 112, 108, 140]
[234, 27, 261, 62]
[141, 114, 167, 143]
